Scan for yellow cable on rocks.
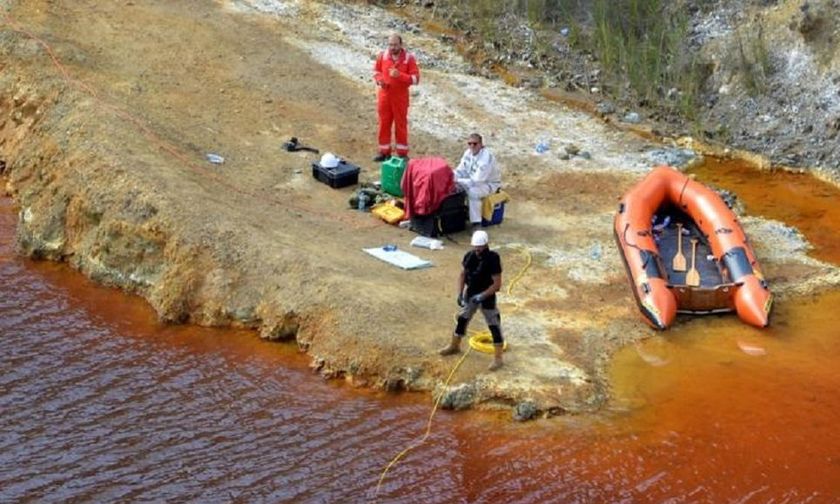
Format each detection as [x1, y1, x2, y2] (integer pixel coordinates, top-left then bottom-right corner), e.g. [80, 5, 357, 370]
[375, 347, 471, 497]
[506, 244, 532, 296]
[375, 243, 531, 497]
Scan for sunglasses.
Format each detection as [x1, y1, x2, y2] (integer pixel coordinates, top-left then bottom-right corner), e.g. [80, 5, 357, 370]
[467, 141, 479, 146]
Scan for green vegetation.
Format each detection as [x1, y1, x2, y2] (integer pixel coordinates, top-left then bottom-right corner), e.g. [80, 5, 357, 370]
[430, 0, 708, 123]
[588, 0, 710, 121]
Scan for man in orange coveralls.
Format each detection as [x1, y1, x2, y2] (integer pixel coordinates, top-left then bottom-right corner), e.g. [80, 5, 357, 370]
[373, 33, 420, 162]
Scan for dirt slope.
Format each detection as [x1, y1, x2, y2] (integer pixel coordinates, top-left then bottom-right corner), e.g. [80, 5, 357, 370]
[2, 0, 839, 417]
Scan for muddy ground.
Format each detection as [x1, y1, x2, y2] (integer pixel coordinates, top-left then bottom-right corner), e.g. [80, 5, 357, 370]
[2, 0, 839, 418]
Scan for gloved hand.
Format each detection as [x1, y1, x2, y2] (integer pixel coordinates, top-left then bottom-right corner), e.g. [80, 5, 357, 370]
[470, 293, 484, 305]
[457, 292, 466, 307]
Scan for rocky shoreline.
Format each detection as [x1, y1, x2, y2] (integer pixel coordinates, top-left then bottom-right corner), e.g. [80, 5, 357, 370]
[396, 0, 840, 182]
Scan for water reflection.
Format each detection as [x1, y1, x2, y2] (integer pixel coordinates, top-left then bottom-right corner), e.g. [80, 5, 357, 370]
[608, 290, 840, 500]
[3, 161, 840, 503]
[0, 196, 457, 502]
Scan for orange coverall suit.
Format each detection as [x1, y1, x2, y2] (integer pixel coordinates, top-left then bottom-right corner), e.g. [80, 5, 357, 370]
[373, 48, 420, 157]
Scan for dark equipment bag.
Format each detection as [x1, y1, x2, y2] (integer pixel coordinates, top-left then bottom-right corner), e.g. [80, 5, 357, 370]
[410, 190, 467, 237]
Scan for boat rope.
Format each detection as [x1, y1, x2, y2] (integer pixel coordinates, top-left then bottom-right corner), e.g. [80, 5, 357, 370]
[375, 244, 531, 497]
[678, 175, 691, 206]
[623, 222, 642, 251]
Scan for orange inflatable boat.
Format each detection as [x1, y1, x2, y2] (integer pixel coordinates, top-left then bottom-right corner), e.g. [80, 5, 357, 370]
[614, 166, 772, 329]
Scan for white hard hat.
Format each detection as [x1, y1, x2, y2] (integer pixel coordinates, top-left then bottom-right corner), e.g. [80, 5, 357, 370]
[320, 152, 340, 169]
[470, 230, 489, 246]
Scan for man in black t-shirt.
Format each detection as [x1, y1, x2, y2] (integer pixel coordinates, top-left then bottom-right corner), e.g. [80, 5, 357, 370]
[439, 230, 505, 371]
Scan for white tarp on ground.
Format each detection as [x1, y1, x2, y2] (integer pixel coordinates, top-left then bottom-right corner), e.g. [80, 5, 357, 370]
[363, 246, 432, 270]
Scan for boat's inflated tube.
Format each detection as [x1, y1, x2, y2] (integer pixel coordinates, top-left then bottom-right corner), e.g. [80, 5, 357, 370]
[614, 166, 772, 329]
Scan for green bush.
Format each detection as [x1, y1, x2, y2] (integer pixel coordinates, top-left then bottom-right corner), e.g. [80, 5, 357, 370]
[428, 0, 707, 121]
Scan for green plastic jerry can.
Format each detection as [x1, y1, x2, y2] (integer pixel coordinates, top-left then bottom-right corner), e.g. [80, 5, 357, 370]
[380, 156, 407, 197]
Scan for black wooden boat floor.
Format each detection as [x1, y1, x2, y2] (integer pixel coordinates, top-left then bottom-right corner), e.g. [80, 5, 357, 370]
[657, 221, 724, 287]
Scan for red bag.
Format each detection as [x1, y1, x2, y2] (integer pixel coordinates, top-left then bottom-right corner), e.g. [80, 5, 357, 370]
[400, 157, 455, 219]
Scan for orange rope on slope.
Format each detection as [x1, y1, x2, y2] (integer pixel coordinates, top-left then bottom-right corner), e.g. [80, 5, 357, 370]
[1, 11, 378, 231]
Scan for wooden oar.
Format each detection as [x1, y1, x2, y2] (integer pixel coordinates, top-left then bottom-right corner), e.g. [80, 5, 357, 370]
[672, 223, 687, 272]
[686, 238, 701, 287]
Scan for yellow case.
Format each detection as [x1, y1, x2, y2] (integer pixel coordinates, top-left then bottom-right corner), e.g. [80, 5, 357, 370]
[371, 203, 405, 224]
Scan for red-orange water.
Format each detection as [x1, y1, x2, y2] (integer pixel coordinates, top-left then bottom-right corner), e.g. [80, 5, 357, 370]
[2, 160, 840, 502]
[691, 157, 840, 265]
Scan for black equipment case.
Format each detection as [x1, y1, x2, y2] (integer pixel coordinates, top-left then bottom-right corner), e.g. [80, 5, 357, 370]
[410, 190, 468, 237]
[312, 161, 361, 188]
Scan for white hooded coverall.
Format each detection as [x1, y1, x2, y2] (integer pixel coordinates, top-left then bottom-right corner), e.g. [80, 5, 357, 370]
[454, 147, 502, 224]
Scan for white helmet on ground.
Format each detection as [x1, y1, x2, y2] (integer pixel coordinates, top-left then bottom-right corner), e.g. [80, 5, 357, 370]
[320, 152, 340, 168]
[471, 230, 489, 246]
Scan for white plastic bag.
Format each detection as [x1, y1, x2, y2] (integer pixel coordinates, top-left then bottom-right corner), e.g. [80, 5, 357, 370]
[410, 236, 444, 250]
